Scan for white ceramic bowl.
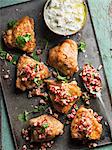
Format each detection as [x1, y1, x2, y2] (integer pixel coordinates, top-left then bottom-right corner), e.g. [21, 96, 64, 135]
[44, 0, 87, 36]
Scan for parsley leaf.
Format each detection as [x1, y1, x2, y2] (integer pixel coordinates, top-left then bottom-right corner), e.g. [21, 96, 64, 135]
[18, 105, 49, 122]
[42, 123, 49, 128]
[32, 50, 39, 61]
[18, 110, 29, 122]
[8, 20, 17, 28]
[78, 41, 86, 52]
[0, 48, 7, 59]
[10, 55, 19, 65]
[40, 123, 49, 133]
[34, 78, 43, 86]
[16, 34, 31, 48]
[24, 34, 31, 42]
[33, 105, 49, 113]
[56, 69, 68, 82]
[0, 48, 19, 65]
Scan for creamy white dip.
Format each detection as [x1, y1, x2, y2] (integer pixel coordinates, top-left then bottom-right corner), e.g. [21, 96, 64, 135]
[44, 0, 86, 35]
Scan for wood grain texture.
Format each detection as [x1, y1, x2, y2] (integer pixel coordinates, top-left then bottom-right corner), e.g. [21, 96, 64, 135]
[0, 0, 30, 8]
[1, 0, 112, 150]
[88, 0, 112, 99]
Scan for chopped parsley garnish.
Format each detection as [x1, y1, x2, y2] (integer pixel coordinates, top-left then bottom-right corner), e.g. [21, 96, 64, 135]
[33, 105, 49, 113]
[9, 55, 19, 65]
[34, 78, 43, 86]
[56, 69, 68, 82]
[16, 33, 31, 48]
[78, 41, 86, 52]
[42, 123, 49, 128]
[40, 123, 49, 133]
[0, 48, 18, 65]
[18, 110, 29, 122]
[8, 20, 17, 28]
[18, 105, 49, 122]
[32, 50, 39, 61]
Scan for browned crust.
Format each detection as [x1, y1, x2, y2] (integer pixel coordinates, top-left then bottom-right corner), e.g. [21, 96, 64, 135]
[48, 39, 79, 77]
[16, 55, 50, 91]
[3, 16, 36, 53]
[71, 106, 102, 140]
[29, 114, 64, 142]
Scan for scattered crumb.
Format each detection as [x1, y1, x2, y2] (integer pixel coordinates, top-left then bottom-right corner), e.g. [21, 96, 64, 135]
[48, 107, 53, 114]
[92, 143, 98, 147]
[2, 69, 4, 72]
[22, 145, 27, 150]
[89, 142, 98, 148]
[84, 54, 88, 58]
[7, 69, 10, 73]
[66, 120, 70, 125]
[29, 144, 34, 149]
[97, 116, 103, 122]
[39, 99, 46, 104]
[3, 74, 9, 79]
[40, 140, 54, 150]
[97, 64, 103, 71]
[82, 92, 91, 105]
[85, 100, 90, 105]
[104, 121, 108, 126]
[53, 113, 59, 119]
[28, 91, 32, 98]
[25, 137, 29, 141]
[52, 71, 57, 77]
[36, 49, 42, 55]
[77, 33, 82, 41]
[97, 51, 99, 54]
[15, 107, 18, 110]
[6, 54, 13, 62]
[15, 8, 19, 11]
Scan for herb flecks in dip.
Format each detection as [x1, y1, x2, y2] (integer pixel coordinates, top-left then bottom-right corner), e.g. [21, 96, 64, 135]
[44, 0, 86, 35]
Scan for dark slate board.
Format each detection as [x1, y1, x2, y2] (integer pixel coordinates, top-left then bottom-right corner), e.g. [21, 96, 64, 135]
[0, 0, 112, 149]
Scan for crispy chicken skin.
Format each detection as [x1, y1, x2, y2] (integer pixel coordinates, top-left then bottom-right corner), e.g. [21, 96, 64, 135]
[45, 80, 82, 114]
[71, 106, 102, 140]
[48, 39, 79, 77]
[16, 55, 50, 91]
[29, 114, 64, 142]
[3, 16, 36, 53]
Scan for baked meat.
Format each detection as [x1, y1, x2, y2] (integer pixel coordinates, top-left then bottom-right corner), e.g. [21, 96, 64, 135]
[45, 80, 82, 114]
[3, 16, 36, 53]
[71, 106, 102, 140]
[16, 55, 50, 91]
[48, 39, 79, 77]
[29, 114, 64, 142]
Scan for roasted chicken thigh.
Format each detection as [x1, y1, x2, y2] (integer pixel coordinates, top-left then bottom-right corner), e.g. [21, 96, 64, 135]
[16, 55, 50, 91]
[48, 39, 79, 77]
[71, 106, 102, 140]
[45, 80, 82, 114]
[3, 16, 36, 53]
[29, 114, 64, 142]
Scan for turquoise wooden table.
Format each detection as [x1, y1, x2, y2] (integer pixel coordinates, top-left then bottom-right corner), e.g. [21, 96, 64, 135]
[1, 0, 112, 150]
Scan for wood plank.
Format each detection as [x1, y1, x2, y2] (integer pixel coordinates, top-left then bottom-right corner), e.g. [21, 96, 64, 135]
[88, 0, 112, 98]
[0, 0, 30, 8]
